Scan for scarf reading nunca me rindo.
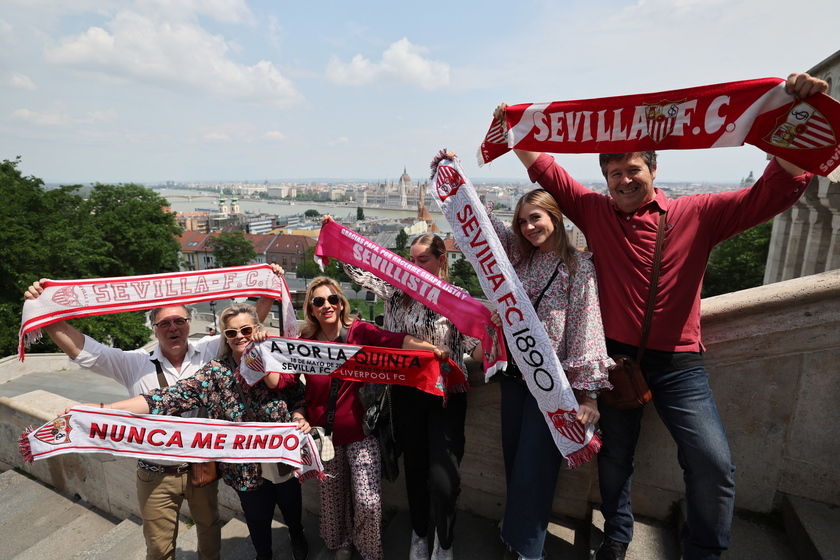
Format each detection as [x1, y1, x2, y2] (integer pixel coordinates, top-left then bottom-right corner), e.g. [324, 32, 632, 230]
[20, 406, 325, 482]
[19, 264, 299, 360]
[430, 151, 599, 468]
[478, 77, 840, 182]
[314, 221, 507, 377]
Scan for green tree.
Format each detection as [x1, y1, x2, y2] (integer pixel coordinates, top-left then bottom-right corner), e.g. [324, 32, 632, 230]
[357, 207, 365, 220]
[0, 159, 180, 357]
[450, 257, 484, 297]
[395, 229, 408, 251]
[304, 209, 320, 218]
[702, 220, 773, 298]
[206, 231, 257, 267]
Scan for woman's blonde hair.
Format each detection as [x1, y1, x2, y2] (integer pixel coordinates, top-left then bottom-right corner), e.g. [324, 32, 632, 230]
[301, 276, 352, 339]
[218, 303, 260, 359]
[512, 189, 578, 276]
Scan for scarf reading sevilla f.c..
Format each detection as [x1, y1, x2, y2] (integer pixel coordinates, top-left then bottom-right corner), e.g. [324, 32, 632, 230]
[314, 221, 507, 376]
[478, 77, 840, 182]
[19, 406, 325, 482]
[19, 264, 299, 360]
[430, 150, 599, 468]
[239, 336, 465, 396]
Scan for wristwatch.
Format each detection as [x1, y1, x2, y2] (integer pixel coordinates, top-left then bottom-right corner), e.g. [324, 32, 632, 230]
[579, 390, 599, 400]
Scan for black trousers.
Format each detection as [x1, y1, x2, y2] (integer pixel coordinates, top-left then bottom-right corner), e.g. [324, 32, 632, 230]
[393, 386, 467, 550]
[236, 478, 303, 557]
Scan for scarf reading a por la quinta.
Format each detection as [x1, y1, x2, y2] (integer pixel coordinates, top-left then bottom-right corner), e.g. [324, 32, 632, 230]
[478, 77, 840, 182]
[239, 336, 465, 396]
[19, 406, 325, 482]
[314, 221, 507, 377]
[430, 151, 599, 468]
[19, 264, 299, 360]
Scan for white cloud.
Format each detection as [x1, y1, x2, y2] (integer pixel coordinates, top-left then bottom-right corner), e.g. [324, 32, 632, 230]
[203, 132, 232, 142]
[263, 130, 287, 142]
[325, 37, 450, 90]
[327, 136, 350, 146]
[11, 107, 73, 126]
[43, 10, 302, 107]
[134, 0, 255, 24]
[9, 73, 37, 90]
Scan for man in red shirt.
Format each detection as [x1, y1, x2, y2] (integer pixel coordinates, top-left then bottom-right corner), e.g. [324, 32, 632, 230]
[494, 72, 828, 560]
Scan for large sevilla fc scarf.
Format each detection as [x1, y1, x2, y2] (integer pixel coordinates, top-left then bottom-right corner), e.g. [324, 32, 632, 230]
[19, 264, 299, 360]
[478, 77, 840, 182]
[19, 406, 325, 482]
[431, 151, 599, 468]
[314, 221, 507, 376]
[239, 336, 465, 396]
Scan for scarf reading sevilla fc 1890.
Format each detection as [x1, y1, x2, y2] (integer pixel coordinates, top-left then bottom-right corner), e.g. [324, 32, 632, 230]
[431, 151, 599, 468]
[314, 222, 507, 377]
[19, 264, 299, 360]
[478, 77, 840, 181]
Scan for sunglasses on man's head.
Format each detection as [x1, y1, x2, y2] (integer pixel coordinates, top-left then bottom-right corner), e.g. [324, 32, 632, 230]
[223, 325, 255, 339]
[153, 317, 189, 329]
[311, 294, 341, 308]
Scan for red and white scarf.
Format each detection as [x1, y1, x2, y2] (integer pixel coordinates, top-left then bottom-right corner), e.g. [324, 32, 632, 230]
[19, 264, 298, 360]
[239, 336, 466, 396]
[479, 77, 840, 181]
[431, 151, 599, 468]
[314, 221, 507, 376]
[19, 406, 325, 482]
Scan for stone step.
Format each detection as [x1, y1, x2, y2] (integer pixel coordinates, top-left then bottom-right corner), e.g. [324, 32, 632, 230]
[66, 517, 146, 560]
[783, 494, 840, 560]
[591, 506, 681, 560]
[0, 470, 119, 560]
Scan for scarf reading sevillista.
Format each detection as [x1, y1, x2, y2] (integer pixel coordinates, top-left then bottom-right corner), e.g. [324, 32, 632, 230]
[239, 336, 465, 396]
[478, 77, 840, 181]
[19, 264, 299, 360]
[430, 151, 599, 468]
[19, 406, 325, 482]
[314, 221, 507, 376]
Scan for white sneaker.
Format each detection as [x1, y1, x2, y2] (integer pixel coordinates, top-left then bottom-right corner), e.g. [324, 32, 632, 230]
[432, 531, 453, 560]
[409, 530, 430, 560]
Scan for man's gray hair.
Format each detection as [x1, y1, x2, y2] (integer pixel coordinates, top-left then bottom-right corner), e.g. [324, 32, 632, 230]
[147, 304, 194, 326]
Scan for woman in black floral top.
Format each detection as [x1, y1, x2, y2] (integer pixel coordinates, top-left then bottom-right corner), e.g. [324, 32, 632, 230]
[104, 303, 311, 560]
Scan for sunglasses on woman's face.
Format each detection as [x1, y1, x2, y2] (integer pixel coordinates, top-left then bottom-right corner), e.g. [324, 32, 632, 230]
[223, 325, 255, 338]
[311, 294, 340, 308]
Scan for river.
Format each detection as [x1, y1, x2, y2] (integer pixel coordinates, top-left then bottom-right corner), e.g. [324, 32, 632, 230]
[157, 188, 462, 233]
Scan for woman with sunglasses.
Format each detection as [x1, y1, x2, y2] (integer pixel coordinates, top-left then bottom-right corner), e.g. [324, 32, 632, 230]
[323, 216, 480, 560]
[294, 276, 449, 560]
[92, 303, 311, 560]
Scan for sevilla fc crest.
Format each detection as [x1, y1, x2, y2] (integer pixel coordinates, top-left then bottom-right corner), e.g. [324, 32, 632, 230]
[244, 346, 265, 374]
[34, 415, 73, 446]
[434, 165, 465, 201]
[644, 100, 682, 143]
[547, 408, 585, 444]
[52, 286, 82, 308]
[766, 101, 836, 150]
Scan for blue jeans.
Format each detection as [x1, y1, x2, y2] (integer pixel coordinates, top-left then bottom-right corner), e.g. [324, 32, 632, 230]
[500, 377, 562, 560]
[597, 366, 735, 560]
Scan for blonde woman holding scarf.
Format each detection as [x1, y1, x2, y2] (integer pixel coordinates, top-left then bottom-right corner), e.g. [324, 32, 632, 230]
[323, 216, 479, 560]
[488, 189, 612, 560]
[91, 303, 311, 560]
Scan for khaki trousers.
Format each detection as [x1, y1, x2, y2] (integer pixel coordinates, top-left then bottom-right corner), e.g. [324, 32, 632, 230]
[135, 466, 222, 560]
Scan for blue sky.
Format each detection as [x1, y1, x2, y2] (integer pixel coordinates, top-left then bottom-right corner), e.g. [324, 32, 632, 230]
[1, 0, 837, 184]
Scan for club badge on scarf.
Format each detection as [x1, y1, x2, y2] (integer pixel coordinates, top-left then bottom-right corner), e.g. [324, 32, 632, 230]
[431, 150, 599, 468]
[314, 221, 507, 376]
[19, 264, 299, 360]
[239, 336, 465, 396]
[478, 77, 840, 182]
[19, 406, 325, 482]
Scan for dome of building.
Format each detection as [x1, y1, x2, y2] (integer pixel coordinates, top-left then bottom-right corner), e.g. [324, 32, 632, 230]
[399, 167, 411, 186]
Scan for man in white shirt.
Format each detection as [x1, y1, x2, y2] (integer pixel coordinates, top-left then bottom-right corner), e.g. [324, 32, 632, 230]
[25, 272, 284, 560]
